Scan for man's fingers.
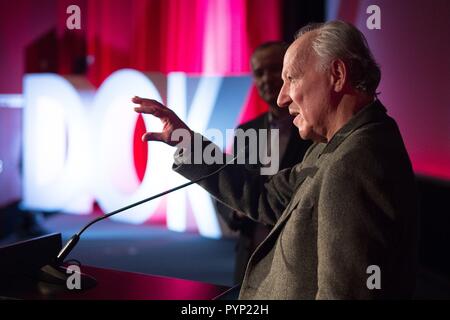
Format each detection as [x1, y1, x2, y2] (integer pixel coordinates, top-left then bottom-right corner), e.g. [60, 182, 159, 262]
[132, 96, 166, 109]
[132, 96, 170, 118]
[132, 96, 185, 146]
[132, 96, 160, 105]
[134, 104, 164, 117]
[142, 132, 165, 143]
[132, 96, 142, 104]
[134, 104, 168, 119]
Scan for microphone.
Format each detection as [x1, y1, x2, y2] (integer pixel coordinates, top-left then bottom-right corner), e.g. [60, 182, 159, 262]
[39, 146, 244, 290]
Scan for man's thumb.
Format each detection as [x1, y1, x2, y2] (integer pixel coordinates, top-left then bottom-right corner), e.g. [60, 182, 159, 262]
[142, 132, 165, 143]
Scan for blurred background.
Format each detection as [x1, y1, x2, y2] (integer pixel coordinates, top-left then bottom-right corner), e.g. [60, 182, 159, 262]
[0, 0, 449, 297]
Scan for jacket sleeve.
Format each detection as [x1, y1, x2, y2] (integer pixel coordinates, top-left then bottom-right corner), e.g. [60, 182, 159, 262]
[213, 198, 246, 231]
[315, 153, 397, 299]
[173, 133, 302, 226]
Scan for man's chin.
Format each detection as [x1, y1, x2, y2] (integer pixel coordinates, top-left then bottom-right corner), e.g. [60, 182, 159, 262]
[298, 127, 314, 141]
[299, 129, 325, 143]
[298, 129, 308, 140]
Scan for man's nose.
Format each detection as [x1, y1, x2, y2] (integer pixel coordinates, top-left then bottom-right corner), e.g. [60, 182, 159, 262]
[277, 83, 292, 108]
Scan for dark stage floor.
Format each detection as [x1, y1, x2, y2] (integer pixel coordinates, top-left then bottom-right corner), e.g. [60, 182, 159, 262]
[1, 213, 237, 287]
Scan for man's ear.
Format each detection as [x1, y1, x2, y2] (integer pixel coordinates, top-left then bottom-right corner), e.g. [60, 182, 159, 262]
[330, 59, 347, 92]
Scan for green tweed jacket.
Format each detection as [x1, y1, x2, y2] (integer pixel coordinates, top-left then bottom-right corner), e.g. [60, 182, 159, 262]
[174, 100, 418, 299]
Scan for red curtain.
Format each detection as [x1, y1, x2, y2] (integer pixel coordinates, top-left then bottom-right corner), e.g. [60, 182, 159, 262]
[55, 0, 281, 116]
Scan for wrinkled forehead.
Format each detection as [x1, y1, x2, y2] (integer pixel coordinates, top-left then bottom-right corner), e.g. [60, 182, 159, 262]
[283, 32, 316, 74]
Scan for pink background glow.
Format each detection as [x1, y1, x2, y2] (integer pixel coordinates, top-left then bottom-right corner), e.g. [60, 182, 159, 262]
[333, 0, 450, 179]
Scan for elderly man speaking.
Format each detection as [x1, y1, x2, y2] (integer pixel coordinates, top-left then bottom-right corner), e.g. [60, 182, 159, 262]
[132, 21, 418, 300]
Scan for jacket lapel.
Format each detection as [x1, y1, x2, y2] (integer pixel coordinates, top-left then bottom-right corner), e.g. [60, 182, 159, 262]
[248, 165, 318, 265]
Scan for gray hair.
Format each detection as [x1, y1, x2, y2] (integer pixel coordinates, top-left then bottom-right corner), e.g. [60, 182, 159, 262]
[295, 21, 381, 95]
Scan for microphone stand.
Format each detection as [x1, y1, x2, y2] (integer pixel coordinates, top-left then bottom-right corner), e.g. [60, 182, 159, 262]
[39, 150, 241, 291]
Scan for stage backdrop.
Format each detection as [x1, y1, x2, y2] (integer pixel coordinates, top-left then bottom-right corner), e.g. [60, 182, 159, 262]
[1, 0, 449, 238]
[0, 0, 282, 238]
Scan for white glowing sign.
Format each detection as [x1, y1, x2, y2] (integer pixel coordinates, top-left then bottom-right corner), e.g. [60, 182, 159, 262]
[22, 70, 251, 238]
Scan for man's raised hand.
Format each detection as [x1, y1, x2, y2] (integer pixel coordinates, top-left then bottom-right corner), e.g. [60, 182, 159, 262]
[132, 96, 192, 146]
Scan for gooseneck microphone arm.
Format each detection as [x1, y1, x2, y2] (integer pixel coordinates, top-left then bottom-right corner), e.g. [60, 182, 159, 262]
[54, 149, 242, 266]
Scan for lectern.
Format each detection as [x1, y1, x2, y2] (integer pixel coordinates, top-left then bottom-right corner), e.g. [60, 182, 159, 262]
[0, 233, 230, 300]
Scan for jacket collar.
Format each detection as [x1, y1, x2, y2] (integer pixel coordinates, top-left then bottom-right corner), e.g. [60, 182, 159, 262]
[318, 99, 387, 158]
